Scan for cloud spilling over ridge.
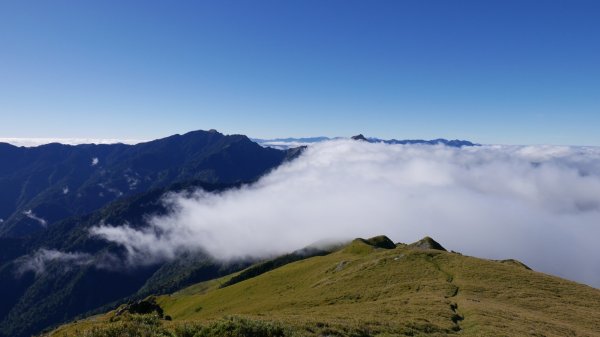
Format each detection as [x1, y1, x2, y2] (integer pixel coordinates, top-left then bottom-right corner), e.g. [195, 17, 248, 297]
[92, 140, 600, 287]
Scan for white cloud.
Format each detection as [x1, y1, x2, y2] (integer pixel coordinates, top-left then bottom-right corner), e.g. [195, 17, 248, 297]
[91, 140, 600, 288]
[91, 157, 99, 166]
[63, 186, 69, 194]
[23, 209, 48, 227]
[16, 249, 94, 276]
[98, 183, 123, 197]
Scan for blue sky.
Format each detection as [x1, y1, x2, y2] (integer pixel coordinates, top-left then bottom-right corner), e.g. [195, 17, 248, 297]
[0, 0, 599, 145]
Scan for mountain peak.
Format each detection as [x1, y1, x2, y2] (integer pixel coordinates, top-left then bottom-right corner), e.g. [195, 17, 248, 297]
[351, 134, 368, 141]
[0, 129, 293, 237]
[409, 236, 447, 251]
[346, 235, 396, 254]
[363, 235, 396, 249]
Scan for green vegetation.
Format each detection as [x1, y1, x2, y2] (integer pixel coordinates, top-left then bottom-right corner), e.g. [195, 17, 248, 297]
[0, 181, 252, 337]
[220, 247, 334, 289]
[0, 130, 304, 337]
[54, 314, 293, 337]
[48, 236, 600, 337]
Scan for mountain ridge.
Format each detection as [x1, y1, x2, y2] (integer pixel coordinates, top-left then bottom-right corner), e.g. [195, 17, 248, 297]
[255, 135, 478, 149]
[0, 129, 297, 237]
[0, 130, 304, 337]
[49, 235, 600, 337]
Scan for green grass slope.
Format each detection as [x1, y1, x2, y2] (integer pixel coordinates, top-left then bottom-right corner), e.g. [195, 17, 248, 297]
[49, 236, 600, 337]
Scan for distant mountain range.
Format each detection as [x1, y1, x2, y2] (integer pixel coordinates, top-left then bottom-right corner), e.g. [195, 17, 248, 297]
[0, 130, 298, 237]
[0, 131, 476, 237]
[0, 129, 479, 337]
[254, 135, 478, 149]
[351, 134, 478, 147]
[0, 129, 303, 337]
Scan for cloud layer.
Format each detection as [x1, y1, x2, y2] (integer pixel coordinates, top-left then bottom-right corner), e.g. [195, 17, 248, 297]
[91, 140, 600, 288]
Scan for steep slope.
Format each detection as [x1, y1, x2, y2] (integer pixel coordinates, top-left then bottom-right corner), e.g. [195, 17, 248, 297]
[0, 130, 304, 337]
[51, 236, 600, 337]
[0, 180, 254, 337]
[0, 129, 294, 237]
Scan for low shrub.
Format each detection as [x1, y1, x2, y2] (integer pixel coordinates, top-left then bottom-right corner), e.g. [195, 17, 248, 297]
[69, 315, 294, 337]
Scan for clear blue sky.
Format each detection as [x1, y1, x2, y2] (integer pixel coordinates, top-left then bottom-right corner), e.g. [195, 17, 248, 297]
[0, 1, 599, 145]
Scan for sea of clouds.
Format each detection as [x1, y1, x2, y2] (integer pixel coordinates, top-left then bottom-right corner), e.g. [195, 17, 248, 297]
[84, 140, 600, 288]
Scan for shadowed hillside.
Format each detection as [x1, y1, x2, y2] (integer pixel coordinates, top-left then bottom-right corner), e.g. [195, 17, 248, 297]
[0, 129, 297, 237]
[0, 130, 304, 337]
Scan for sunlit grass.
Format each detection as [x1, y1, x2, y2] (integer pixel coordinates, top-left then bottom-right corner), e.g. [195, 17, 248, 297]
[49, 238, 600, 337]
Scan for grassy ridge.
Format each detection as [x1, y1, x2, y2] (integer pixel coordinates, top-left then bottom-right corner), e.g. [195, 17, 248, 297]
[49, 237, 600, 337]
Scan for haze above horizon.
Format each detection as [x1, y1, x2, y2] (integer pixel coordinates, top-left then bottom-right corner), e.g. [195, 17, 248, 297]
[1, 1, 599, 145]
